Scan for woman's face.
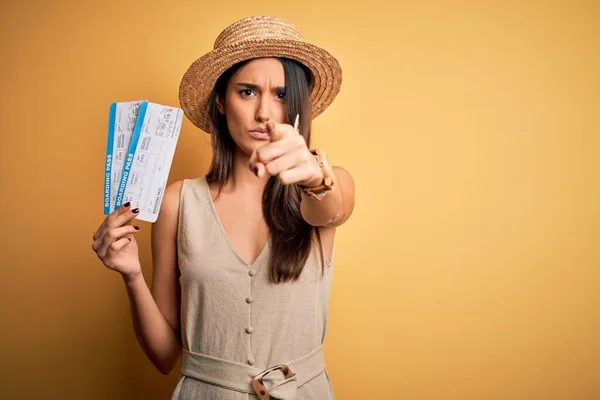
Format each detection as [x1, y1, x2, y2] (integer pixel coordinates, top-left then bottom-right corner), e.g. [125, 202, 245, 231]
[217, 57, 287, 157]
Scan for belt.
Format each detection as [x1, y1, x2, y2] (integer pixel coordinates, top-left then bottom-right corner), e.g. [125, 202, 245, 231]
[171, 345, 326, 400]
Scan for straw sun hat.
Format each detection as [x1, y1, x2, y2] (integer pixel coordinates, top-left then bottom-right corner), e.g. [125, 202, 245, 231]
[178, 15, 343, 133]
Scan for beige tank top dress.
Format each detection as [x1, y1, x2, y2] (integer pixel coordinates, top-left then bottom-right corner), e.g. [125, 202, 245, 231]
[171, 176, 336, 400]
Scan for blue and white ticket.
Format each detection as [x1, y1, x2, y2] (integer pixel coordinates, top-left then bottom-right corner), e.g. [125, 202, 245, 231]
[113, 101, 183, 223]
[104, 101, 144, 215]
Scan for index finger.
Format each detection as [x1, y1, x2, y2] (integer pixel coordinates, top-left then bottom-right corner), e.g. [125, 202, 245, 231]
[110, 204, 140, 228]
[106, 202, 138, 228]
[266, 121, 283, 141]
[267, 118, 300, 141]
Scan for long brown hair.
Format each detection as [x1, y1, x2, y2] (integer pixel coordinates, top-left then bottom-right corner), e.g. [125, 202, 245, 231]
[206, 58, 325, 284]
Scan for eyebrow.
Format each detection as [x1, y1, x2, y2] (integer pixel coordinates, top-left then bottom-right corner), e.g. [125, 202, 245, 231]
[235, 82, 286, 93]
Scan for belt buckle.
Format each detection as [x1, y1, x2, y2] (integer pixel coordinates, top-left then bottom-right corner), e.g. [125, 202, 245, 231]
[251, 363, 295, 400]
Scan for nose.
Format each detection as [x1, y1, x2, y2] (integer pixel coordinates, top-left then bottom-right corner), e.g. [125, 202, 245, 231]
[255, 96, 271, 123]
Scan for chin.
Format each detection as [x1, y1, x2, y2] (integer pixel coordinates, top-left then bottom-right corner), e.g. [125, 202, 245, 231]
[233, 137, 262, 157]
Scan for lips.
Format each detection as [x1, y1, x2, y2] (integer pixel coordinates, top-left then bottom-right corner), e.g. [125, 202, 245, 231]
[249, 128, 269, 140]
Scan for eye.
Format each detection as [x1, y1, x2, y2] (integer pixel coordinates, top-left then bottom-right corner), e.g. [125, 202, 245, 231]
[275, 92, 286, 101]
[239, 89, 256, 97]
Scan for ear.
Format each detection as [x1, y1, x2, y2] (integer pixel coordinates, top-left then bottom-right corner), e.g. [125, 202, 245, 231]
[216, 95, 225, 114]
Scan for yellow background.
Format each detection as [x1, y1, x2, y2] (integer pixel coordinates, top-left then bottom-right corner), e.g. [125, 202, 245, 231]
[1, 0, 598, 399]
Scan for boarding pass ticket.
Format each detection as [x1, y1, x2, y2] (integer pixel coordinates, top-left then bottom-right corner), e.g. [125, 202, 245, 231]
[104, 100, 183, 223]
[105, 101, 143, 214]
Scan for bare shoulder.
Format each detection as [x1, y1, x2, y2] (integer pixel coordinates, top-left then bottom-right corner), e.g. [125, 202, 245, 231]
[157, 181, 184, 224]
[151, 180, 184, 252]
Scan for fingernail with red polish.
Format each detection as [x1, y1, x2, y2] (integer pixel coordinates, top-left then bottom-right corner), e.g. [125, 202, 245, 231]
[123, 202, 130, 208]
[134, 226, 140, 230]
[132, 208, 140, 214]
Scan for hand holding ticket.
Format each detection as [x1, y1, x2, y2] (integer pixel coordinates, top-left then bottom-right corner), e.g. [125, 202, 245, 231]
[104, 101, 183, 223]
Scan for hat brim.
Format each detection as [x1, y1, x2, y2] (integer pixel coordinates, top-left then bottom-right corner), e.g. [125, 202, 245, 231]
[178, 38, 342, 133]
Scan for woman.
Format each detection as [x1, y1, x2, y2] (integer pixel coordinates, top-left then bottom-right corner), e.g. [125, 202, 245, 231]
[92, 16, 355, 399]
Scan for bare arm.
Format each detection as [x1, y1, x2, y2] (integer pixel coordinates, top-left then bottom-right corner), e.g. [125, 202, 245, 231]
[123, 180, 183, 375]
[301, 166, 355, 227]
